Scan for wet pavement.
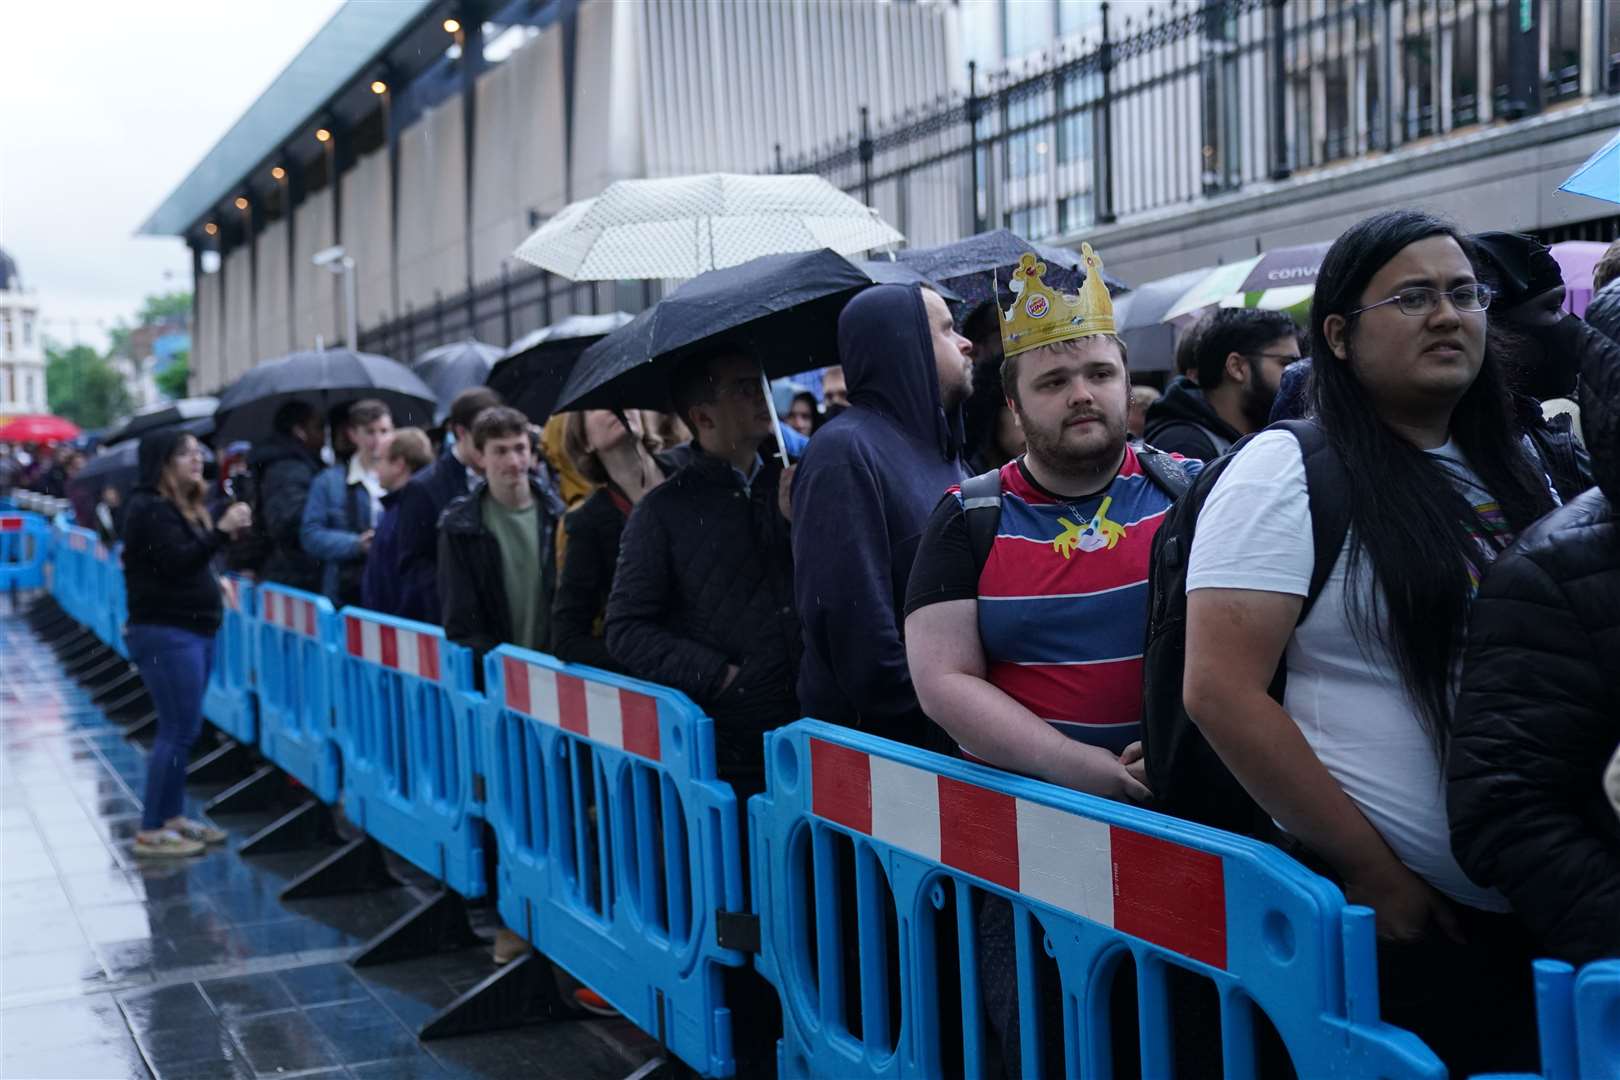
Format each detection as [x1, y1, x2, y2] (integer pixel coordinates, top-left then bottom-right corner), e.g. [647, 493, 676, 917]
[0, 604, 659, 1079]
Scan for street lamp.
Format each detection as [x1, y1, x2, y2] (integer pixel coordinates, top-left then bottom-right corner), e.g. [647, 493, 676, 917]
[313, 244, 357, 351]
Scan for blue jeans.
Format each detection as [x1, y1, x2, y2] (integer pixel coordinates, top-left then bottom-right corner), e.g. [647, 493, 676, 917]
[126, 623, 215, 830]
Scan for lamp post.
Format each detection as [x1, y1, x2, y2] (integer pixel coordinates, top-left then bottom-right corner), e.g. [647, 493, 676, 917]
[313, 244, 357, 350]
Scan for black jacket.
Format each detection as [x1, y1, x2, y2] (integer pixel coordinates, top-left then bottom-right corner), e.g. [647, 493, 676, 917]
[1449, 315, 1620, 964]
[247, 433, 322, 592]
[605, 448, 801, 776]
[437, 476, 563, 666]
[122, 430, 227, 636]
[396, 446, 473, 624]
[1143, 377, 1240, 461]
[791, 284, 965, 744]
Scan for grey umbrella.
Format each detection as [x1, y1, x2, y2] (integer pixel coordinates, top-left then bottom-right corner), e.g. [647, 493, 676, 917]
[410, 340, 502, 425]
[104, 397, 218, 446]
[214, 348, 436, 444]
[897, 229, 1129, 305]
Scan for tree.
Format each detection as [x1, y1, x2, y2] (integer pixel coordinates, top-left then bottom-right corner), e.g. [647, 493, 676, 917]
[138, 292, 191, 325]
[154, 351, 190, 400]
[45, 343, 132, 429]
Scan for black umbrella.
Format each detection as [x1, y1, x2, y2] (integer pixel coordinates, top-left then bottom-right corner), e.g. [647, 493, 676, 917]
[857, 260, 963, 301]
[487, 313, 634, 423]
[104, 397, 218, 446]
[214, 348, 436, 444]
[555, 249, 882, 414]
[70, 423, 215, 503]
[897, 228, 1130, 306]
[410, 340, 502, 425]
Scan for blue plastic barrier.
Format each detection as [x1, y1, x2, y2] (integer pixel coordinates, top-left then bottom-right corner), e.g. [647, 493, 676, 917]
[336, 607, 485, 897]
[751, 720, 1446, 1080]
[55, 524, 98, 628]
[98, 542, 128, 660]
[0, 511, 49, 591]
[254, 584, 341, 802]
[1474, 959, 1620, 1080]
[480, 645, 748, 1078]
[202, 575, 258, 744]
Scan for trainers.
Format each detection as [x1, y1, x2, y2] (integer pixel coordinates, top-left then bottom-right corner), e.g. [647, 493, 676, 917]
[492, 927, 529, 965]
[133, 830, 205, 859]
[572, 987, 617, 1016]
[167, 817, 227, 845]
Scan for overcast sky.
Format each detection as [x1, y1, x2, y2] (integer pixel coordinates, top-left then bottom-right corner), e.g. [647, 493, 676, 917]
[0, 0, 343, 353]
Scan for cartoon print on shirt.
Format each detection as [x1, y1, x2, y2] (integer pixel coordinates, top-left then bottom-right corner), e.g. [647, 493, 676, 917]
[1052, 496, 1127, 558]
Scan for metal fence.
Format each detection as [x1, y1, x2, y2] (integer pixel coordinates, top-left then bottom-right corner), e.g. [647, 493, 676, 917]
[358, 0, 1617, 359]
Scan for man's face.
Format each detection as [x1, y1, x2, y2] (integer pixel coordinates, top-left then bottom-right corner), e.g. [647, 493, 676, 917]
[296, 418, 326, 456]
[821, 367, 848, 409]
[786, 400, 816, 436]
[375, 440, 408, 492]
[349, 415, 394, 469]
[454, 425, 485, 473]
[481, 433, 531, 497]
[923, 288, 973, 407]
[1010, 337, 1130, 471]
[1237, 334, 1302, 429]
[691, 354, 774, 456]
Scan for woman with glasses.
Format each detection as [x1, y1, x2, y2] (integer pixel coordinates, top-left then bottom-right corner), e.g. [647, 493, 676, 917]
[123, 431, 252, 858]
[1180, 210, 1553, 1074]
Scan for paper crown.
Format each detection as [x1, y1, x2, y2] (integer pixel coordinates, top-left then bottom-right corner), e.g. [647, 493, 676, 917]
[999, 244, 1116, 359]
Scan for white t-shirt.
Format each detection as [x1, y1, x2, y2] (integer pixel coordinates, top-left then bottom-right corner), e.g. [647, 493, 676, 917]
[1185, 430, 1507, 911]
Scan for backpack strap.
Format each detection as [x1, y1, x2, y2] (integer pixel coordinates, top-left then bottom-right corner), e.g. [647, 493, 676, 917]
[1271, 419, 1351, 622]
[960, 468, 1003, 574]
[1135, 444, 1193, 500]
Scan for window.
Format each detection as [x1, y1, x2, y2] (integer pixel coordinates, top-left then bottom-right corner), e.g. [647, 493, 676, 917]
[1003, 0, 1056, 61]
[1, 311, 11, 354]
[20, 314, 33, 348]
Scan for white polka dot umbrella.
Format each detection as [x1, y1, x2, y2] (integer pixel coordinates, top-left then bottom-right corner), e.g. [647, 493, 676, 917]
[513, 173, 905, 281]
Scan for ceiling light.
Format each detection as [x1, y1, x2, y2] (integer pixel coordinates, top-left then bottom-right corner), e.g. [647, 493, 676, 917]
[271, 166, 286, 181]
[234, 196, 249, 210]
[371, 80, 387, 95]
[316, 128, 332, 143]
[443, 17, 461, 33]
[204, 223, 218, 236]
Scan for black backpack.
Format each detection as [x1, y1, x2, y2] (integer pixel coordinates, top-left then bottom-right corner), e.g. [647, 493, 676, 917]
[1140, 419, 1351, 835]
[960, 446, 1194, 566]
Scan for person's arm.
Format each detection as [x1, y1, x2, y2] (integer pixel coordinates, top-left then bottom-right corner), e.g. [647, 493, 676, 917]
[551, 508, 618, 671]
[299, 471, 362, 561]
[437, 529, 498, 660]
[1449, 546, 1620, 963]
[792, 460, 915, 719]
[123, 499, 226, 576]
[906, 599, 1148, 800]
[605, 501, 731, 701]
[1183, 587, 1460, 942]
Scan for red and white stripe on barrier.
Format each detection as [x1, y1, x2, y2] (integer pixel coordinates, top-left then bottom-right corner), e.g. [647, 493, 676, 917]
[344, 614, 442, 681]
[261, 590, 320, 638]
[67, 532, 88, 552]
[219, 576, 243, 613]
[501, 655, 661, 762]
[0, 515, 22, 532]
[810, 738, 1228, 969]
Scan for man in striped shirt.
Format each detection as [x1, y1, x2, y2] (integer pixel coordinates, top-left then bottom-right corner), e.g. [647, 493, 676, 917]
[904, 252, 1197, 802]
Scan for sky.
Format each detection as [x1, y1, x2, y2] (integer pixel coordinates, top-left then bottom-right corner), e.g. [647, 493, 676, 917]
[0, 0, 343, 354]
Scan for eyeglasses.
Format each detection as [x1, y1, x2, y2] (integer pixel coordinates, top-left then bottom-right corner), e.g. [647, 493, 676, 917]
[1349, 283, 1493, 318]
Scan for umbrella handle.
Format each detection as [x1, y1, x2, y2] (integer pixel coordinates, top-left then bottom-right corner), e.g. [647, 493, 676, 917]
[761, 368, 790, 465]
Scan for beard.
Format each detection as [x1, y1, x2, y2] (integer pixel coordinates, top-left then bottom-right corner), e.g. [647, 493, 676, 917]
[1240, 369, 1280, 431]
[1019, 406, 1129, 473]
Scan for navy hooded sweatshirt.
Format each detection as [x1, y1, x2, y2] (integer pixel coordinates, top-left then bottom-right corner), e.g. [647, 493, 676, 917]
[122, 429, 228, 636]
[790, 284, 966, 745]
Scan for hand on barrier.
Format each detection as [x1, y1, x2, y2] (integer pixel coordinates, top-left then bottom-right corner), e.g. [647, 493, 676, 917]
[1051, 738, 1151, 803]
[219, 501, 252, 534]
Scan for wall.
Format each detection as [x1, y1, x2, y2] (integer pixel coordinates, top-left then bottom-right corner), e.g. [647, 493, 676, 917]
[340, 149, 396, 340]
[254, 220, 292, 362]
[396, 99, 469, 314]
[291, 187, 339, 351]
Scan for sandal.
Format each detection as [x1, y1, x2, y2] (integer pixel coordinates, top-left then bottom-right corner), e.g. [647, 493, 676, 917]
[133, 830, 205, 859]
[167, 817, 227, 845]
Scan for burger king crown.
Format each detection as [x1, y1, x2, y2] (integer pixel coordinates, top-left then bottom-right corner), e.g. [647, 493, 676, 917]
[999, 243, 1116, 359]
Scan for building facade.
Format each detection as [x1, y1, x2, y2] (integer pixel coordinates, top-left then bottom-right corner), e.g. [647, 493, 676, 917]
[0, 249, 47, 420]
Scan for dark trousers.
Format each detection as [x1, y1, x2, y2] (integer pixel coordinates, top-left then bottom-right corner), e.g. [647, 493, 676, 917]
[127, 623, 214, 830]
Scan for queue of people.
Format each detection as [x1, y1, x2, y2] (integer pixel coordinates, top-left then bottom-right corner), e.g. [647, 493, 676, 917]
[97, 215, 1619, 1079]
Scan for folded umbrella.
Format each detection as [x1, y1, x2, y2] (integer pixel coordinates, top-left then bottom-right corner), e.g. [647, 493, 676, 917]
[897, 228, 1129, 305]
[513, 173, 904, 280]
[214, 348, 436, 444]
[409, 340, 502, 425]
[104, 397, 218, 446]
[1558, 129, 1620, 206]
[486, 313, 634, 423]
[554, 248, 873, 413]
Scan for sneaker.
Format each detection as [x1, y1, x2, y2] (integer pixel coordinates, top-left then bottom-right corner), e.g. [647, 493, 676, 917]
[572, 987, 617, 1017]
[492, 927, 530, 965]
[166, 817, 227, 845]
[133, 830, 205, 859]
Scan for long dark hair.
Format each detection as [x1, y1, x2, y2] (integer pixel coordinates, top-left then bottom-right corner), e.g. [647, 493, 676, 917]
[1308, 210, 1555, 758]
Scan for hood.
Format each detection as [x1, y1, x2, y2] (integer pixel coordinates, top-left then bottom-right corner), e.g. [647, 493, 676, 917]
[136, 428, 188, 490]
[1145, 376, 1239, 441]
[836, 284, 962, 461]
[1580, 282, 1620, 503]
[246, 431, 317, 471]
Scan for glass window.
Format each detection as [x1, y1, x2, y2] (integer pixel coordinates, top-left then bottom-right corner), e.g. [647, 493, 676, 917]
[1004, 0, 1056, 61]
[1058, 0, 1100, 38]
[1, 311, 11, 354]
[960, 0, 1005, 72]
[20, 314, 33, 348]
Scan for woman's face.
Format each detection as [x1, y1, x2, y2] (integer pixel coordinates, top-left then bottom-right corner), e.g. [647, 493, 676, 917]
[787, 401, 816, 436]
[584, 409, 640, 453]
[1324, 235, 1487, 417]
[167, 436, 204, 486]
